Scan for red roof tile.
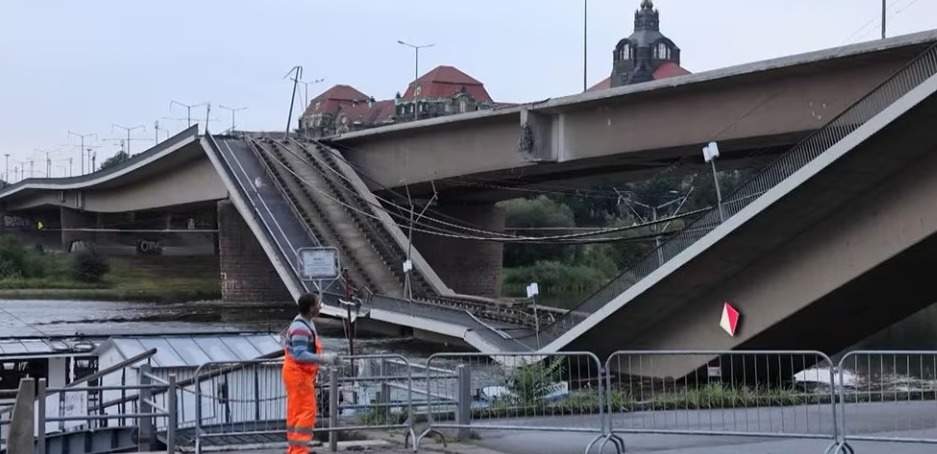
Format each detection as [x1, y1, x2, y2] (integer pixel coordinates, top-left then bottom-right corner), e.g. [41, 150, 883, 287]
[402, 65, 492, 102]
[302, 84, 370, 117]
[587, 63, 691, 92]
[653, 62, 691, 80]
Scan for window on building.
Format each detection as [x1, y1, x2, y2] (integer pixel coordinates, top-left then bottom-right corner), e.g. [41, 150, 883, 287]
[657, 42, 670, 60]
[414, 85, 422, 97]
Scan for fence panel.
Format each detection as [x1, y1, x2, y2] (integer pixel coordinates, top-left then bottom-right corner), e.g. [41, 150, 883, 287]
[193, 359, 288, 453]
[605, 351, 839, 450]
[193, 355, 416, 453]
[838, 351, 937, 448]
[416, 352, 612, 453]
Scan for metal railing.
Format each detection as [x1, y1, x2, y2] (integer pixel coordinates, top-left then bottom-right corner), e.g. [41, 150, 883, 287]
[835, 351, 937, 451]
[534, 42, 937, 345]
[415, 352, 613, 454]
[604, 351, 840, 453]
[8, 349, 937, 453]
[192, 354, 419, 454]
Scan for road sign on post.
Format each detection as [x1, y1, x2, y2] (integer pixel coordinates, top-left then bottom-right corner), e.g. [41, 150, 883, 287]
[298, 247, 340, 291]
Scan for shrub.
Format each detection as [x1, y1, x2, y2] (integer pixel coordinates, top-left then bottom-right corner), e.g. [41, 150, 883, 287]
[71, 251, 110, 282]
[0, 235, 48, 279]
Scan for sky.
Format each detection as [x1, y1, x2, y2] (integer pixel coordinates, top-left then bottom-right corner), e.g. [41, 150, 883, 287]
[1, 0, 936, 180]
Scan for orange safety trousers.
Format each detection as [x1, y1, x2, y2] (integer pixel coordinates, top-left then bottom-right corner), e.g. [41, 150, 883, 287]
[283, 356, 319, 454]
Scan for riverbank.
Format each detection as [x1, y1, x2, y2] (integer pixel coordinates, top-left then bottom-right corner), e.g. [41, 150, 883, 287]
[0, 255, 221, 302]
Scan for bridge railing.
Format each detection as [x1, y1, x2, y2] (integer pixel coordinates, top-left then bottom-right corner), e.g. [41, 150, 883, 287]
[536, 42, 937, 344]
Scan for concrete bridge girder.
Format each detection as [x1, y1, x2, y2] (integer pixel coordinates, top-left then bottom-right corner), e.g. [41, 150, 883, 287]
[334, 35, 933, 199]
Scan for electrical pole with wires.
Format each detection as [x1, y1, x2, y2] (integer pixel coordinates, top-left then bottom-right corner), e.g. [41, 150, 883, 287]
[67, 130, 97, 175]
[112, 124, 146, 155]
[170, 100, 208, 129]
[583, 0, 588, 92]
[300, 78, 324, 108]
[882, 0, 887, 39]
[219, 105, 248, 134]
[284, 66, 303, 140]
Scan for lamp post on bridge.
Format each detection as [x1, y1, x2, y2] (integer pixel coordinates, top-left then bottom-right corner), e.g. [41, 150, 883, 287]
[397, 40, 434, 81]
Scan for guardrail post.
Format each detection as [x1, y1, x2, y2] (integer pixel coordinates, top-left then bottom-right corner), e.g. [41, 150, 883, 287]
[455, 365, 471, 440]
[9, 377, 36, 454]
[167, 374, 178, 453]
[138, 364, 154, 451]
[328, 367, 339, 453]
[36, 378, 47, 454]
[195, 366, 204, 454]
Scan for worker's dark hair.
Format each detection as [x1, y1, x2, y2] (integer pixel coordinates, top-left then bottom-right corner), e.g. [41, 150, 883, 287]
[297, 293, 319, 316]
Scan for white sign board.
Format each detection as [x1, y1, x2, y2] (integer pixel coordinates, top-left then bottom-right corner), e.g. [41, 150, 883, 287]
[298, 247, 339, 280]
[526, 282, 540, 298]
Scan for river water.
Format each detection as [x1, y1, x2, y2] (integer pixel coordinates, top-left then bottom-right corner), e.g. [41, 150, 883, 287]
[0, 299, 444, 357]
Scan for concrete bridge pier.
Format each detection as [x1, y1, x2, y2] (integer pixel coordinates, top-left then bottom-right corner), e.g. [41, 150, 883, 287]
[60, 207, 97, 252]
[414, 202, 505, 297]
[217, 200, 292, 303]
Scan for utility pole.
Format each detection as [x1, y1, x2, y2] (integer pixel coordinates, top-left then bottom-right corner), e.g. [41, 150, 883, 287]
[4, 154, 9, 183]
[284, 65, 303, 140]
[583, 0, 588, 92]
[67, 131, 97, 175]
[397, 40, 435, 80]
[170, 100, 208, 129]
[68, 158, 73, 177]
[882, 0, 887, 39]
[218, 105, 248, 134]
[112, 124, 145, 154]
[300, 78, 324, 108]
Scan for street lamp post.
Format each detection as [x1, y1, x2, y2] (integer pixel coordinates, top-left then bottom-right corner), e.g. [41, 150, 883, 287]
[397, 40, 435, 80]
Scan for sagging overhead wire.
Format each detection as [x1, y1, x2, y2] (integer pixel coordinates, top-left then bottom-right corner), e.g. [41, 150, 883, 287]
[253, 138, 708, 244]
[278, 138, 713, 243]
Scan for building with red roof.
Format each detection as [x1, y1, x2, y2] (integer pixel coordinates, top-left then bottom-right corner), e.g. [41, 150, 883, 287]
[395, 65, 495, 121]
[299, 65, 496, 137]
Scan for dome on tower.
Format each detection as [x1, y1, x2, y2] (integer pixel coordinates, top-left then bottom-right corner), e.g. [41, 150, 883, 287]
[589, 0, 689, 89]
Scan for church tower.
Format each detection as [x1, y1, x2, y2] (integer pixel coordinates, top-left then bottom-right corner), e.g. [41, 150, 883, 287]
[610, 0, 682, 86]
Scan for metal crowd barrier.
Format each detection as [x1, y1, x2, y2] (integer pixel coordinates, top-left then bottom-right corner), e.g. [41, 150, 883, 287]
[604, 351, 840, 453]
[835, 351, 937, 452]
[192, 354, 417, 454]
[415, 351, 614, 454]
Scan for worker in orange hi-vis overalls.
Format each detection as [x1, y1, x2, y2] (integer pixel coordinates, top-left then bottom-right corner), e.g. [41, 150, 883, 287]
[282, 293, 338, 454]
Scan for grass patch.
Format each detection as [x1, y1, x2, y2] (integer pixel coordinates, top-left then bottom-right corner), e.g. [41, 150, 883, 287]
[0, 254, 220, 302]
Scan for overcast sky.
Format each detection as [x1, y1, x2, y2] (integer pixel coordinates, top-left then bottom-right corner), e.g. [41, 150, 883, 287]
[1, 0, 936, 179]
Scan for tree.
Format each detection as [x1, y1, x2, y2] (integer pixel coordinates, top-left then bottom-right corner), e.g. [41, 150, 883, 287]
[99, 151, 130, 171]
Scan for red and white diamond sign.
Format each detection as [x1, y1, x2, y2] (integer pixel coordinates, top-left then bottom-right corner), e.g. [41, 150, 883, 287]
[720, 302, 740, 337]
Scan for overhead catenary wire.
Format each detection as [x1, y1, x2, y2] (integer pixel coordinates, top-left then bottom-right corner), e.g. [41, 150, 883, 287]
[254, 138, 709, 244]
[277, 138, 714, 243]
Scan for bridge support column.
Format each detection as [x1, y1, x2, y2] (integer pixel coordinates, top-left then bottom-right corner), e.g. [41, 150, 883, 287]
[415, 203, 505, 297]
[217, 200, 292, 303]
[60, 207, 97, 253]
